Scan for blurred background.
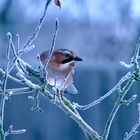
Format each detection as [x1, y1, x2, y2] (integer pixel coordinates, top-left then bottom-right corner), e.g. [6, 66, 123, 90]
[0, 0, 140, 140]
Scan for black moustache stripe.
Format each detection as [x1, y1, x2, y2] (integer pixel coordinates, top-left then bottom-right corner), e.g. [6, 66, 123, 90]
[61, 57, 74, 64]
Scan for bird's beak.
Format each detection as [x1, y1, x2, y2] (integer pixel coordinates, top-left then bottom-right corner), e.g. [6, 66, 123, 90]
[74, 56, 83, 61]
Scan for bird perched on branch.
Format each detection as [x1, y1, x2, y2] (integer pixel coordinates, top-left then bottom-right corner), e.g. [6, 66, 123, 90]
[39, 48, 83, 95]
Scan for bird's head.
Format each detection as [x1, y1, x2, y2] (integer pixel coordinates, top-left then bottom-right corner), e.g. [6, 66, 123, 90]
[40, 49, 83, 70]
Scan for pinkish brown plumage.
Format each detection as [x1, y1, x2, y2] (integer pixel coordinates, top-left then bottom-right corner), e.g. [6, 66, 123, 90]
[39, 48, 82, 94]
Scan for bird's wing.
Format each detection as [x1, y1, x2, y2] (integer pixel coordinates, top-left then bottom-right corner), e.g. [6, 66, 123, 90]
[72, 69, 74, 75]
[47, 83, 78, 95]
[65, 84, 78, 95]
[47, 70, 78, 95]
[39, 50, 49, 65]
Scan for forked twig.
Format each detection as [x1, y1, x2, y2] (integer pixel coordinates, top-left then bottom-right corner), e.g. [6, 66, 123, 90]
[103, 35, 140, 140]
[74, 72, 130, 110]
[124, 103, 140, 140]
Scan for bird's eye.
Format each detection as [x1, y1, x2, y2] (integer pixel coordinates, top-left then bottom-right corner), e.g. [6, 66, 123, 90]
[64, 53, 69, 58]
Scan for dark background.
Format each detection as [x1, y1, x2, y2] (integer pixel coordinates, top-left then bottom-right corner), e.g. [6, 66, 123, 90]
[0, 0, 140, 140]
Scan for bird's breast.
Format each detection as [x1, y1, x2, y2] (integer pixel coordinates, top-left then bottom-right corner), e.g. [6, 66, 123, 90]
[46, 67, 72, 89]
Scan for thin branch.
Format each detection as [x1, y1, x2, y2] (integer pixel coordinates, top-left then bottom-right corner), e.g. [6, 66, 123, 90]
[42, 18, 59, 85]
[123, 103, 140, 140]
[103, 75, 135, 140]
[16, 72, 39, 90]
[21, 45, 35, 54]
[4, 125, 26, 138]
[16, 34, 20, 53]
[41, 89, 101, 140]
[60, 71, 72, 90]
[74, 72, 130, 110]
[7, 33, 17, 57]
[0, 68, 23, 84]
[0, 87, 33, 96]
[44, 18, 59, 69]
[57, 100, 100, 140]
[28, 91, 43, 112]
[8, 0, 52, 74]
[8, 42, 35, 74]
[120, 61, 133, 69]
[15, 60, 38, 90]
[20, 0, 52, 53]
[0, 33, 12, 140]
[37, 54, 44, 69]
[133, 36, 140, 60]
[16, 59, 29, 76]
[131, 37, 140, 72]
[102, 34, 140, 140]
[124, 94, 137, 106]
[4, 32, 18, 75]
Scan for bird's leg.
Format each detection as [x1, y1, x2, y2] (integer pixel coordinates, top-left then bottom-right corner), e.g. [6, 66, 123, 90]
[56, 89, 64, 101]
[52, 77, 58, 101]
[60, 91, 64, 97]
[52, 87, 57, 101]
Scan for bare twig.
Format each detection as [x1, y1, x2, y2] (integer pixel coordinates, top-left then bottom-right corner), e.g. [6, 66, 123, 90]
[16, 65, 43, 112]
[22, 45, 35, 54]
[103, 36, 140, 140]
[37, 54, 44, 69]
[16, 58, 33, 76]
[41, 18, 59, 85]
[7, 33, 17, 57]
[0, 33, 12, 140]
[103, 77, 135, 140]
[133, 36, 140, 60]
[123, 103, 140, 140]
[0, 68, 23, 84]
[16, 34, 20, 53]
[120, 61, 133, 69]
[28, 91, 43, 112]
[44, 18, 59, 69]
[124, 94, 137, 106]
[74, 72, 130, 110]
[39, 88, 102, 140]
[131, 37, 140, 72]
[4, 33, 17, 74]
[16, 72, 39, 90]
[4, 125, 26, 138]
[8, 0, 53, 74]
[20, 0, 52, 53]
[0, 87, 33, 96]
[60, 71, 72, 90]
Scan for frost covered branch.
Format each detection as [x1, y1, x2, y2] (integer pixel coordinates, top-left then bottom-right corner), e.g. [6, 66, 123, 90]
[0, 0, 140, 140]
[73, 72, 130, 110]
[0, 33, 11, 140]
[20, 0, 52, 53]
[44, 18, 59, 69]
[0, 0, 53, 140]
[102, 35, 140, 140]
[124, 103, 140, 140]
[4, 125, 26, 138]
